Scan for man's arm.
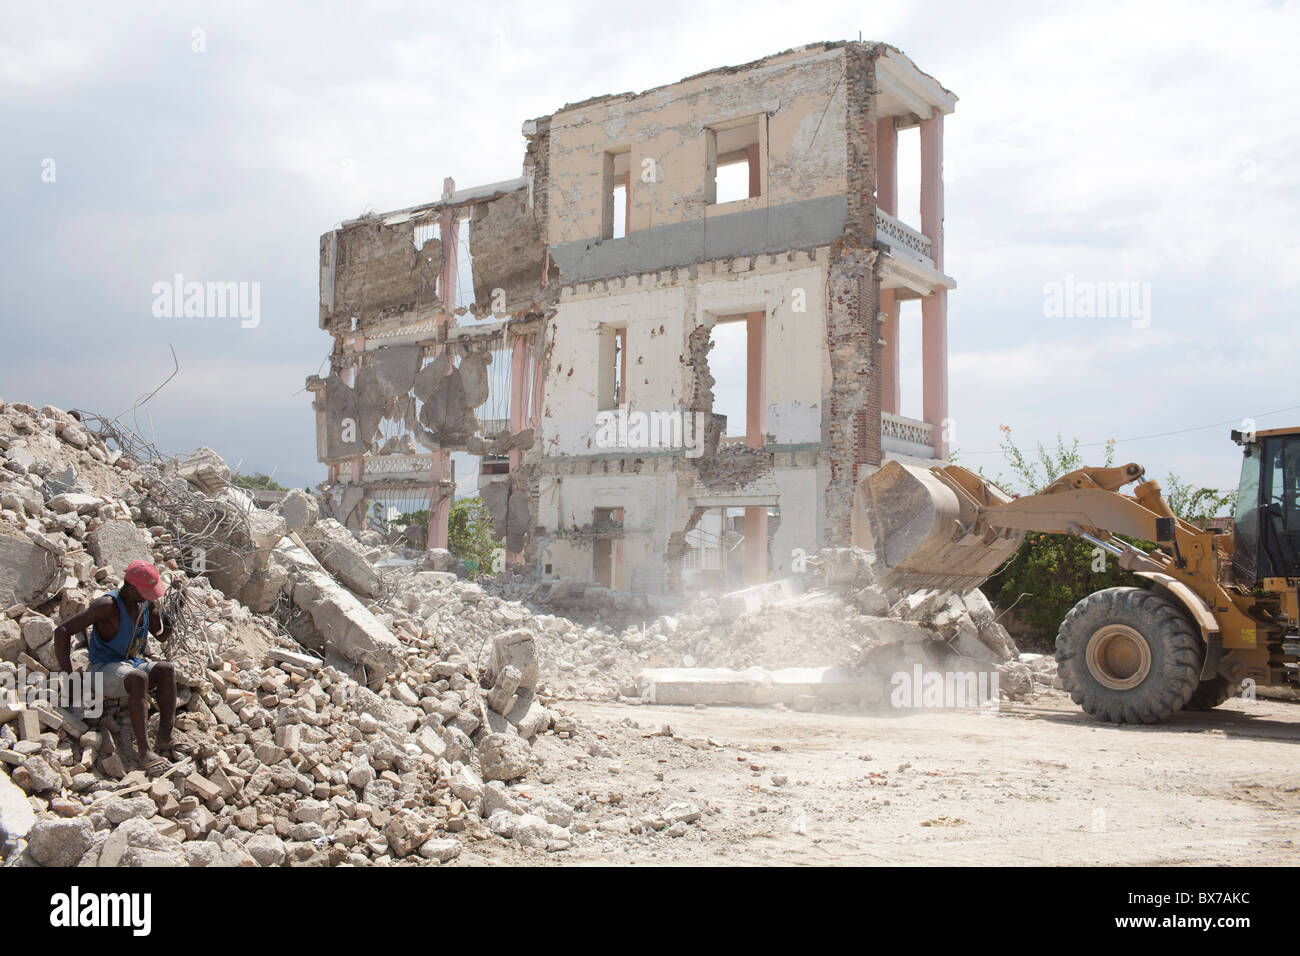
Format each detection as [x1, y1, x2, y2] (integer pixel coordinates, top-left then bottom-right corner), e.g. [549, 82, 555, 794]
[149, 603, 172, 643]
[52, 597, 115, 673]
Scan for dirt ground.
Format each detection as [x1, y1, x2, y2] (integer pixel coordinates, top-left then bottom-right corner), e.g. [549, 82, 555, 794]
[461, 689, 1300, 866]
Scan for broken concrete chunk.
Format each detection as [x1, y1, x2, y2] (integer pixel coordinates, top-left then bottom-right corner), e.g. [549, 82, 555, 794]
[477, 733, 531, 782]
[21, 614, 55, 650]
[278, 488, 319, 533]
[266, 648, 322, 671]
[176, 447, 230, 494]
[487, 664, 522, 714]
[487, 629, 539, 693]
[417, 837, 460, 862]
[301, 519, 382, 599]
[245, 833, 286, 867]
[0, 769, 36, 846]
[276, 539, 401, 683]
[87, 521, 154, 577]
[384, 809, 436, 858]
[505, 691, 551, 739]
[962, 588, 996, 627]
[976, 619, 1019, 662]
[27, 816, 94, 867]
[46, 492, 102, 515]
[238, 557, 290, 613]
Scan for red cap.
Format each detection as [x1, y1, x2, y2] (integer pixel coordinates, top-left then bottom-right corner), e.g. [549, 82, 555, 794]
[124, 560, 167, 601]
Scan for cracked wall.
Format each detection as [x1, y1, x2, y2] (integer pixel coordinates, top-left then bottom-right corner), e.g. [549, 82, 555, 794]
[320, 220, 441, 334]
[468, 189, 551, 317]
[309, 41, 948, 588]
[545, 44, 852, 283]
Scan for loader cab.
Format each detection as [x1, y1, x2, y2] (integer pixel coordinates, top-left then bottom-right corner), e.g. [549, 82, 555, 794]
[1231, 427, 1300, 584]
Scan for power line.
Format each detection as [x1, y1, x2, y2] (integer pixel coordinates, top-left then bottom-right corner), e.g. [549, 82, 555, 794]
[954, 403, 1300, 457]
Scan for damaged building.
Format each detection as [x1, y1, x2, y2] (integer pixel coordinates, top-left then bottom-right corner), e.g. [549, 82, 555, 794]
[308, 41, 956, 595]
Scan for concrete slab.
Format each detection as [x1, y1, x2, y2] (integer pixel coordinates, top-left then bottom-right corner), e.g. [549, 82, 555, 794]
[639, 665, 875, 707]
[0, 533, 58, 606]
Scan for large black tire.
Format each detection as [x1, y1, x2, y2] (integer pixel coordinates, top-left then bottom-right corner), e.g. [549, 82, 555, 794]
[1055, 587, 1202, 724]
[1183, 676, 1240, 711]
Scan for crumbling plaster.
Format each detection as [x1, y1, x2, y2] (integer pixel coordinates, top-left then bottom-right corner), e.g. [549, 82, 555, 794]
[311, 41, 950, 590]
[545, 46, 851, 283]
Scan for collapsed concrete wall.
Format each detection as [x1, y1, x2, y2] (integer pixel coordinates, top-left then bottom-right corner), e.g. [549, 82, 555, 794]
[468, 189, 549, 317]
[411, 350, 490, 449]
[275, 536, 403, 682]
[320, 220, 441, 334]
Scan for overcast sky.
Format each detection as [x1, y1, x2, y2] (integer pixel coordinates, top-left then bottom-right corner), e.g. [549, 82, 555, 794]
[2, 0, 1296, 496]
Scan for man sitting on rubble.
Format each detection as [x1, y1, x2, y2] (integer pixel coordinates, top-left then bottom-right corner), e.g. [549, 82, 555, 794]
[53, 560, 188, 776]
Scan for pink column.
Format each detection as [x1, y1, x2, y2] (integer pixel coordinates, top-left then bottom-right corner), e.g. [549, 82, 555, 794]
[508, 334, 531, 471]
[347, 336, 366, 530]
[439, 177, 459, 312]
[530, 333, 544, 429]
[744, 310, 768, 584]
[879, 289, 900, 416]
[877, 119, 901, 423]
[744, 311, 766, 449]
[427, 452, 450, 551]
[505, 334, 532, 565]
[919, 114, 947, 460]
[427, 178, 458, 552]
[876, 118, 897, 216]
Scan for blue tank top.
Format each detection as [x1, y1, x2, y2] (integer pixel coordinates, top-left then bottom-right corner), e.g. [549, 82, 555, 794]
[88, 590, 150, 667]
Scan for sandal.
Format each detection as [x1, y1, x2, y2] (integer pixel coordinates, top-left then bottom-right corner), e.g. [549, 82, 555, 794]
[142, 752, 172, 778]
[155, 738, 195, 759]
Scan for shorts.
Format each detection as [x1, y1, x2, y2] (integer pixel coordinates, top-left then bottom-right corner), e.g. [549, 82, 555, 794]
[90, 660, 156, 699]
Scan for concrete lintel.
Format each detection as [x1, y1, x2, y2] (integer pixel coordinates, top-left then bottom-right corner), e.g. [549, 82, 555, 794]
[689, 494, 778, 508]
[879, 253, 955, 296]
[338, 178, 529, 231]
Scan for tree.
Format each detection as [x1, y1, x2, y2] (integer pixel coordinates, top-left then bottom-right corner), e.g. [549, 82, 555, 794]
[993, 426, 1112, 494]
[447, 497, 498, 580]
[391, 508, 429, 548]
[1162, 473, 1236, 527]
[234, 473, 287, 491]
[982, 427, 1236, 642]
[982, 429, 1134, 642]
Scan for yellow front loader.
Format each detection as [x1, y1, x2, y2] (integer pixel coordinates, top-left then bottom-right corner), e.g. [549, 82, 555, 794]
[853, 428, 1300, 723]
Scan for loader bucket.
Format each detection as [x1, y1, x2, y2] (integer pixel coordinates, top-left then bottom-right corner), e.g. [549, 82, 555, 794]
[852, 461, 1025, 593]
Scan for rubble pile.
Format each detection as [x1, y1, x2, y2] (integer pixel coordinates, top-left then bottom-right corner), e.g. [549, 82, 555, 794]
[369, 538, 1055, 706]
[0, 396, 1056, 868]
[0, 400, 588, 867]
[475, 549, 1054, 703]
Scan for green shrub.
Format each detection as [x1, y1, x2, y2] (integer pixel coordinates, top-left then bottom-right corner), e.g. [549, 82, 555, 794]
[234, 473, 287, 491]
[447, 497, 498, 580]
[979, 427, 1234, 643]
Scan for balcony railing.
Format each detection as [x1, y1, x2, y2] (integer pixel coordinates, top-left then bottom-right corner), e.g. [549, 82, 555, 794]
[881, 412, 935, 457]
[875, 209, 933, 262]
[362, 453, 435, 479]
